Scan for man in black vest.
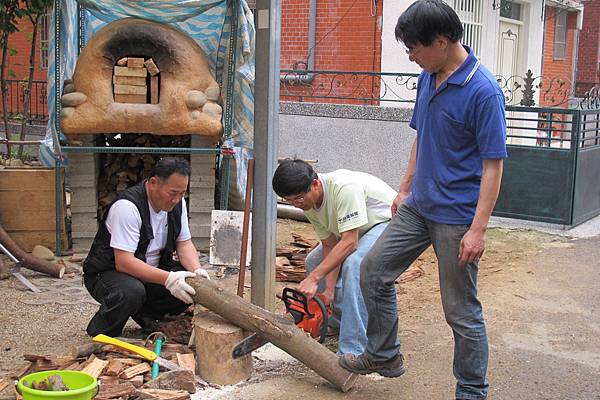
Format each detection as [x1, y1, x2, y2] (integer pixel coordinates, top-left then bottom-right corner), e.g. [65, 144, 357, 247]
[83, 158, 209, 337]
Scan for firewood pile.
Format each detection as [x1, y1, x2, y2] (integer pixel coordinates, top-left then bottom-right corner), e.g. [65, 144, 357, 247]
[275, 233, 317, 283]
[113, 57, 160, 104]
[95, 134, 190, 217]
[5, 339, 202, 400]
[274, 233, 426, 285]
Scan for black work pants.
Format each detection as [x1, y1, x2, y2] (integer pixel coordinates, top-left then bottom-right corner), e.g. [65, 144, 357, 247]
[83, 263, 189, 337]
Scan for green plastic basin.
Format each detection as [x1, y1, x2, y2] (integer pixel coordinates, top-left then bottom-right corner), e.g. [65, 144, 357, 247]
[18, 370, 98, 400]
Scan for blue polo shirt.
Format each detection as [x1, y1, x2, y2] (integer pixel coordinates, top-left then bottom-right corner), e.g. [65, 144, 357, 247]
[407, 46, 507, 224]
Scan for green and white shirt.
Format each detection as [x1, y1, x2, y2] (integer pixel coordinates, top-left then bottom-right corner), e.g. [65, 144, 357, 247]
[304, 170, 397, 240]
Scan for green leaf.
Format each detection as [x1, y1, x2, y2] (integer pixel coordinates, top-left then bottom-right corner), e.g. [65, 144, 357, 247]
[8, 70, 17, 78]
[8, 47, 18, 56]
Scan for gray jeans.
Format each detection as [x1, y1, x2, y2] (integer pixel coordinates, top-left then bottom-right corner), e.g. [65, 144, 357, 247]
[361, 203, 488, 400]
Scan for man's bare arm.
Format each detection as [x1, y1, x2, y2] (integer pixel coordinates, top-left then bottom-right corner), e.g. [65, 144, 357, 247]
[459, 158, 504, 265]
[298, 229, 359, 299]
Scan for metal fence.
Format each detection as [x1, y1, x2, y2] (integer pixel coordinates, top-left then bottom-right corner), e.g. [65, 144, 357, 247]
[280, 69, 419, 105]
[494, 106, 600, 225]
[0, 79, 48, 124]
[281, 68, 600, 226]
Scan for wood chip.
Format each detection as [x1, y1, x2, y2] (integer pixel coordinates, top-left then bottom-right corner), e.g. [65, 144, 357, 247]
[136, 388, 190, 400]
[142, 370, 195, 394]
[129, 375, 144, 388]
[120, 363, 151, 379]
[0, 378, 9, 392]
[81, 357, 109, 378]
[291, 233, 317, 248]
[96, 381, 136, 400]
[62, 361, 82, 371]
[175, 353, 195, 373]
[106, 357, 142, 366]
[104, 359, 125, 377]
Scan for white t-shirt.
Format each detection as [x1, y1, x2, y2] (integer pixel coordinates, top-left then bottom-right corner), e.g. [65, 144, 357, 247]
[105, 197, 192, 267]
[304, 170, 397, 240]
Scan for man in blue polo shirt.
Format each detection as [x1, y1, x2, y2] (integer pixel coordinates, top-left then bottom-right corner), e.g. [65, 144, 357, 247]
[339, 1, 506, 399]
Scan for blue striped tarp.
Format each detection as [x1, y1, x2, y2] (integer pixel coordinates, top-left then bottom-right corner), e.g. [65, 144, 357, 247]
[43, 0, 255, 200]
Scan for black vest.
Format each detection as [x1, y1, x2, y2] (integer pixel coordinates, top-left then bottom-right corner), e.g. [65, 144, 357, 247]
[83, 181, 183, 275]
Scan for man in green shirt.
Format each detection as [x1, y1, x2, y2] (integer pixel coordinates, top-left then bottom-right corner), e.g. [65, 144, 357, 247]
[272, 159, 397, 355]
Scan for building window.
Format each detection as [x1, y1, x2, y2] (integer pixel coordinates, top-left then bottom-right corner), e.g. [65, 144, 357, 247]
[451, 0, 483, 56]
[500, 2, 522, 20]
[554, 10, 567, 60]
[40, 11, 49, 69]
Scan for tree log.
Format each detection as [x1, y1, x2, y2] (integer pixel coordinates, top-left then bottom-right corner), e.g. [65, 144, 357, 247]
[187, 277, 357, 392]
[0, 223, 64, 278]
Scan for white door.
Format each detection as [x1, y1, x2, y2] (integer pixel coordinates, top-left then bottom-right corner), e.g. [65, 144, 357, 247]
[497, 20, 521, 104]
[497, 19, 533, 144]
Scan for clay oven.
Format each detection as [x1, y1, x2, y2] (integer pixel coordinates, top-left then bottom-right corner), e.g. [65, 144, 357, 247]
[60, 18, 223, 141]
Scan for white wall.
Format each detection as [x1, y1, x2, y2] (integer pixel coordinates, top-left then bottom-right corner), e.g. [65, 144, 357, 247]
[380, 0, 545, 103]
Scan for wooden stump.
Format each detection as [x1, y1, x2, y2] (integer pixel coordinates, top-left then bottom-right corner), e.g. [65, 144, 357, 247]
[193, 310, 252, 385]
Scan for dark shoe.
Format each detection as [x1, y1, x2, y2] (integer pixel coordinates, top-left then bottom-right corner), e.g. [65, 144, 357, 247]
[338, 352, 406, 378]
[131, 313, 160, 335]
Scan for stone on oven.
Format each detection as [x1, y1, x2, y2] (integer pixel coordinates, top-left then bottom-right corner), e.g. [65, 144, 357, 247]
[186, 90, 207, 109]
[205, 86, 220, 101]
[61, 92, 87, 107]
[202, 102, 222, 120]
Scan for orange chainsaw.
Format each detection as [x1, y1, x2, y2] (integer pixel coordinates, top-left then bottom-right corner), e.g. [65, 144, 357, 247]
[232, 287, 332, 359]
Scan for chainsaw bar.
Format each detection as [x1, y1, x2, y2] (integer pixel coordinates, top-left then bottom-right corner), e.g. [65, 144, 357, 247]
[231, 333, 270, 359]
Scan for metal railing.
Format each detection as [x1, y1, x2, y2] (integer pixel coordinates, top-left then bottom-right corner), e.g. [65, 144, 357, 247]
[0, 79, 48, 123]
[280, 69, 419, 105]
[280, 68, 600, 111]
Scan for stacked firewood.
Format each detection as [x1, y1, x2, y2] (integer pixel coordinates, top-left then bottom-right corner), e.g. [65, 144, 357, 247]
[113, 57, 160, 104]
[274, 232, 426, 285]
[6, 339, 201, 400]
[275, 233, 317, 283]
[96, 134, 190, 217]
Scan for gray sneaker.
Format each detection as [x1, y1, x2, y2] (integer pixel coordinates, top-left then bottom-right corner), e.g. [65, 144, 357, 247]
[338, 353, 406, 378]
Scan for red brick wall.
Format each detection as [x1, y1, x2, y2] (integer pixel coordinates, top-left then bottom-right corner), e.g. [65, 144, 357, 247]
[6, 16, 47, 81]
[540, 6, 578, 108]
[576, 0, 600, 96]
[3, 11, 49, 122]
[280, 0, 383, 105]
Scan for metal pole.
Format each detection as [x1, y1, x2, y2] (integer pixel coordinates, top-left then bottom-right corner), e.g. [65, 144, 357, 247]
[251, 0, 280, 310]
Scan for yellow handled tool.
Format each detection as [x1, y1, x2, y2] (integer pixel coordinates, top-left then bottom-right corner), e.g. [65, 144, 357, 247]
[92, 334, 210, 387]
[93, 334, 157, 361]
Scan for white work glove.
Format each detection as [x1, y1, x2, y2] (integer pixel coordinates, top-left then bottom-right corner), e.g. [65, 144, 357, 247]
[165, 271, 196, 304]
[194, 268, 210, 280]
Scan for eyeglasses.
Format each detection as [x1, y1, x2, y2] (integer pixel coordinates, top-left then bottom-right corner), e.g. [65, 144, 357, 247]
[284, 185, 312, 206]
[403, 43, 423, 55]
[285, 193, 307, 206]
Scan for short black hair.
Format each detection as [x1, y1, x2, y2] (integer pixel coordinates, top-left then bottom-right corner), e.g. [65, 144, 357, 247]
[395, 0, 463, 47]
[150, 157, 191, 181]
[272, 159, 318, 198]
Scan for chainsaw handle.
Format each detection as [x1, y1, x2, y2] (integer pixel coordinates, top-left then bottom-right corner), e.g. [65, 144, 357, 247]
[312, 295, 329, 343]
[282, 287, 313, 318]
